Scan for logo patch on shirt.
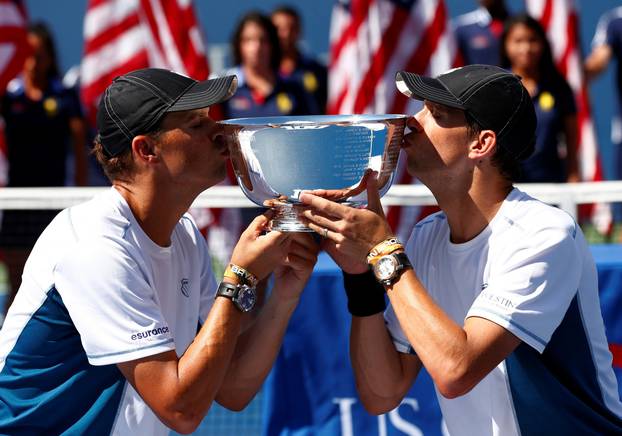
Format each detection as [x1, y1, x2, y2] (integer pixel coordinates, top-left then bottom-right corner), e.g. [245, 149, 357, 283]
[277, 92, 293, 114]
[180, 278, 190, 297]
[131, 326, 170, 341]
[43, 97, 58, 117]
[480, 290, 515, 309]
[303, 71, 318, 92]
[230, 96, 251, 111]
[539, 91, 555, 111]
[469, 35, 490, 49]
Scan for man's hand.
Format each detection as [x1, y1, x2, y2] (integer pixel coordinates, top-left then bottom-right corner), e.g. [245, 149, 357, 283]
[304, 168, 376, 202]
[272, 232, 320, 302]
[320, 238, 368, 274]
[230, 211, 291, 280]
[299, 175, 394, 268]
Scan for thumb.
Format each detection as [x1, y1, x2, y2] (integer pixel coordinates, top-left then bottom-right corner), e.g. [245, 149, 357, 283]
[245, 211, 273, 237]
[366, 173, 385, 217]
[260, 227, 291, 246]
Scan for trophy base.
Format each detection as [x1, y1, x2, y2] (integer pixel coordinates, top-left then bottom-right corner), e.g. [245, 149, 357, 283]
[269, 202, 314, 232]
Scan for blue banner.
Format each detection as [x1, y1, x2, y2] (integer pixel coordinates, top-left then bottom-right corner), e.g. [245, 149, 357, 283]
[263, 246, 622, 435]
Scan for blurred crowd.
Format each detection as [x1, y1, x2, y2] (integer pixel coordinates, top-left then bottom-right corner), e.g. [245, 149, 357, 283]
[0, 0, 621, 316]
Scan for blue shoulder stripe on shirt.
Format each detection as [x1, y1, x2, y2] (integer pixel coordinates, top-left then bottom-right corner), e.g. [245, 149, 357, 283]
[506, 296, 622, 434]
[0, 287, 126, 435]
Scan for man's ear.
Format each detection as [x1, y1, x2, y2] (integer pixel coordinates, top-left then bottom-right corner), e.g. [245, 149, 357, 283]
[469, 129, 496, 161]
[131, 135, 159, 164]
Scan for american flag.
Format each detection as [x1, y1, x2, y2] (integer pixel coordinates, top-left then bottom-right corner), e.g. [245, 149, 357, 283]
[328, 0, 460, 241]
[525, 0, 613, 235]
[81, 0, 209, 124]
[81, 0, 239, 265]
[0, 0, 28, 187]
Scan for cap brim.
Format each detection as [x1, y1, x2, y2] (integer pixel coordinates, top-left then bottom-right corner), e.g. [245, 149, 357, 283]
[168, 75, 238, 112]
[395, 71, 464, 109]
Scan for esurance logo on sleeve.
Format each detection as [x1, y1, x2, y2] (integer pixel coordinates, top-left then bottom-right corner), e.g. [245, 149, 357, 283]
[131, 326, 171, 342]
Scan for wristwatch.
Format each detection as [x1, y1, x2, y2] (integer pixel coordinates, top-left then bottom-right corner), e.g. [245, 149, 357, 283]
[372, 252, 412, 286]
[216, 281, 257, 312]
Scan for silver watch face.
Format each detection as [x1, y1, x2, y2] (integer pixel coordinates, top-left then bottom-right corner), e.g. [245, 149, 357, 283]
[235, 285, 257, 312]
[374, 256, 397, 281]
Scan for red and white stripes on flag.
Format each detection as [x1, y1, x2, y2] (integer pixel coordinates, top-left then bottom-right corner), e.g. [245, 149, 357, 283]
[328, 0, 459, 241]
[0, 0, 28, 188]
[81, 0, 209, 124]
[525, 0, 613, 234]
[0, 0, 28, 96]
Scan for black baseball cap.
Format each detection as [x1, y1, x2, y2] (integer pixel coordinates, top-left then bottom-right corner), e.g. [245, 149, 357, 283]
[97, 68, 238, 157]
[395, 64, 536, 160]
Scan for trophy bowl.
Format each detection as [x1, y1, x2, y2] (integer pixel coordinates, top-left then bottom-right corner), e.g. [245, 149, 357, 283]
[220, 114, 407, 232]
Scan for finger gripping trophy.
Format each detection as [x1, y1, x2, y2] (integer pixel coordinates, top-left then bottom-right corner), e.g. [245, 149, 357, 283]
[220, 114, 406, 231]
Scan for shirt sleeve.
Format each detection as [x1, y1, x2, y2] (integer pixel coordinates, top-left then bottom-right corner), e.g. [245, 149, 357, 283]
[54, 238, 176, 366]
[609, 18, 622, 53]
[467, 222, 582, 354]
[592, 10, 622, 51]
[592, 12, 611, 47]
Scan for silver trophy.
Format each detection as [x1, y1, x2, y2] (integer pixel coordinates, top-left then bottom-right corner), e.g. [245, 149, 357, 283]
[220, 114, 407, 232]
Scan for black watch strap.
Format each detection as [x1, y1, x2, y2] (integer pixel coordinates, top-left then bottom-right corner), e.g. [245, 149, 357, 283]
[217, 282, 238, 299]
[391, 252, 413, 285]
[394, 252, 412, 269]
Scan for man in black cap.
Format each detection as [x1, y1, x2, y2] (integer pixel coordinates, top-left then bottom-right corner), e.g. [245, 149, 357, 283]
[0, 68, 318, 435]
[299, 65, 622, 435]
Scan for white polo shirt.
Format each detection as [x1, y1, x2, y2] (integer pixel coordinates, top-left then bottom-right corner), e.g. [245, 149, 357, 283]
[386, 188, 622, 435]
[0, 188, 218, 435]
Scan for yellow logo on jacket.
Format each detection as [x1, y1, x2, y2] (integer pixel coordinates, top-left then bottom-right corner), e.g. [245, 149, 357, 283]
[303, 72, 318, 92]
[43, 97, 58, 117]
[277, 93, 293, 114]
[538, 92, 555, 111]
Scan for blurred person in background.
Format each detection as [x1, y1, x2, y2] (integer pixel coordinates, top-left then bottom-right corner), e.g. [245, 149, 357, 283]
[222, 11, 317, 119]
[585, 6, 622, 221]
[501, 13, 580, 184]
[221, 11, 317, 230]
[271, 5, 327, 114]
[0, 22, 88, 316]
[63, 64, 110, 187]
[452, 0, 511, 66]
